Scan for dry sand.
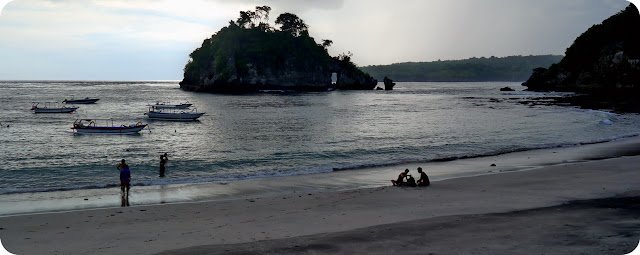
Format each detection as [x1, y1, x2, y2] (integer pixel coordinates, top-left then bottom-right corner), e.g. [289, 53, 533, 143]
[1, 145, 640, 254]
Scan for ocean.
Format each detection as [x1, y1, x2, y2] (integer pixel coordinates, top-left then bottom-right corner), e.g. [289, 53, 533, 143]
[1, 81, 640, 197]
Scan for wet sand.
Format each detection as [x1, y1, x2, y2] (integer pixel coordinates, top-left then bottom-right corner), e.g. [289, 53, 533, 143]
[157, 194, 640, 255]
[1, 138, 640, 254]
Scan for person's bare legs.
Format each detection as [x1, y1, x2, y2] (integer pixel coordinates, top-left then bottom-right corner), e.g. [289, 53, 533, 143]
[125, 185, 130, 206]
[120, 185, 126, 207]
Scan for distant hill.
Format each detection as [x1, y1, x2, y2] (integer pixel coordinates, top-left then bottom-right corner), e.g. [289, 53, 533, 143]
[361, 55, 563, 82]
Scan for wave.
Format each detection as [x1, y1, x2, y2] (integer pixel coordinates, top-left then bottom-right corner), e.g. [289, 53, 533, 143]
[332, 132, 639, 171]
[2, 133, 637, 196]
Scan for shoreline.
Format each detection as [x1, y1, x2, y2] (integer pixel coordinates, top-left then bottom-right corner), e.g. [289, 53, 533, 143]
[2, 134, 640, 217]
[5, 131, 637, 197]
[0, 139, 639, 254]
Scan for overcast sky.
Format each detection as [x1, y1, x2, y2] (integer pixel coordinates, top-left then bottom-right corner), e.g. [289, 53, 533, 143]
[0, 0, 634, 80]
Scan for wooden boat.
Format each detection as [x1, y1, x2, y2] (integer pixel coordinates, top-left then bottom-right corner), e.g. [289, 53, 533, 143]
[148, 102, 193, 109]
[72, 119, 148, 134]
[63, 97, 99, 104]
[144, 106, 204, 120]
[31, 102, 78, 113]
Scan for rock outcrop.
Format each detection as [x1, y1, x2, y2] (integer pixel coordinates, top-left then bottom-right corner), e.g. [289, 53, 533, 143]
[383, 77, 396, 90]
[180, 22, 376, 93]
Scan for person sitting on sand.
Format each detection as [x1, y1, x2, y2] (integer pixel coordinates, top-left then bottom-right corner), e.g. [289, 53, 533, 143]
[417, 167, 430, 186]
[391, 169, 410, 186]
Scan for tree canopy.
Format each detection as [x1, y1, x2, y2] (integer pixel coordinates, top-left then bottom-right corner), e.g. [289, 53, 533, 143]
[275, 12, 309, 37]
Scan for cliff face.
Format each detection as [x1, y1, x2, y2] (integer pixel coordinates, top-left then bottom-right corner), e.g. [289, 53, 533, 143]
[180, 24, 376, 93]
[523, 4, 640, 92]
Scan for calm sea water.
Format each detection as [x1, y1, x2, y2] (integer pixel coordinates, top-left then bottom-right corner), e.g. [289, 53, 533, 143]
[1, 81, 639, 194]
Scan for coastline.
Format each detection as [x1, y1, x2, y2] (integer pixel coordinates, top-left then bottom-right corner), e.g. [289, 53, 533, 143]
[1, 137, 639, 254]
[2, 135, 640, 216]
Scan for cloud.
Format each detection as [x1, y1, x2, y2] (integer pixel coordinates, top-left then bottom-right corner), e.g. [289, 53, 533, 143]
[0, 0, 14, 15]
[629, 0, 640, 11]
[0, 0, 633, 80]
[211, 0, 344, 12]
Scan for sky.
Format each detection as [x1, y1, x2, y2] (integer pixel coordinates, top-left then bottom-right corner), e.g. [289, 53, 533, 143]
[0, 0, 635, 80]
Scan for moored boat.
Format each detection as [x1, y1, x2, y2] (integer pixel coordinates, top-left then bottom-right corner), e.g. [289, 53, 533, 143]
[63, 97, 99, 104]
[72, 119, 148, 134]
[144, 106, 204, 120]
[31, 102, 78, 113]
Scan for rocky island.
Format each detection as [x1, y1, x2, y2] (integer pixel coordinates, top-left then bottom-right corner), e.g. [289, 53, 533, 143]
[180, 6, 377, 93]
[522, 4, 640, 111]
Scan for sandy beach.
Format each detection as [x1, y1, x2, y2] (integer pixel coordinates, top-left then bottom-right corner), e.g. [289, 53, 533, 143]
[1, 138, 640, 254]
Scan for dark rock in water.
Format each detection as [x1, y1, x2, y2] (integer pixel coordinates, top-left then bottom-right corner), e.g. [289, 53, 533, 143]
[179, 9, 377, 93]
[500, 87, 515, 91]
[383, 76, 396, 90]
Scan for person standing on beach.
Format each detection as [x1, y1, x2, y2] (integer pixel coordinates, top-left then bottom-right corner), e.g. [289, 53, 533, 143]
[118, 159, 131, 207]
[417, 167, 430, 186]
[159, 153, 168, 177]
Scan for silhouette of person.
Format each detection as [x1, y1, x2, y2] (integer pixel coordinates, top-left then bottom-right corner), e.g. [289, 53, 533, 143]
[117, 159, 127, 170]
[417, 167, 430, 186]
[392, 169, 410, 186]
[159, 153, 168, 177]
[118, 159, 131, 207]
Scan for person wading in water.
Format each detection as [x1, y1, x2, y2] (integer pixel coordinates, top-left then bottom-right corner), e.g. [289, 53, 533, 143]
[159, 153, 168, 177]
[118, 159, 131, 207]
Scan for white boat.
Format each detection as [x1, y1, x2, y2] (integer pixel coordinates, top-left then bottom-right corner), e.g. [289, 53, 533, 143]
[144, 106, 204, 120]
[148, 102, 193, 109]
[63, 97, 99, 104]
[72, 119, 148, 134]
[32, 102, 78, 114]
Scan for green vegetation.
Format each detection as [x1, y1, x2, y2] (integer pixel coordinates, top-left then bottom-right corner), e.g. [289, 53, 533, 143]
[181, 6, 376, 92]
[360, 55, 563, 82]
[523, 4, 640, 92]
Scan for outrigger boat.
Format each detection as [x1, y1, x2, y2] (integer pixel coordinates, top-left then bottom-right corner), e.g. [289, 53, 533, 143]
[148, 102, 193, 109]
[63, 97, 99, 104]
[31, 102, 78, 114]
[72, 119, 148, 134]
[144, 105, 204, 120]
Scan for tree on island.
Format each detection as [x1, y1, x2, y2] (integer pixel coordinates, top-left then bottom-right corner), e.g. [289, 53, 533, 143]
[321, 39, 333, 49]
[237, 5, 272, 31]
[275, 12, 309, 37]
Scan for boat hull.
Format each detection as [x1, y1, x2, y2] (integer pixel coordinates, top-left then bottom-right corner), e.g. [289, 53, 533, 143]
[73, 125, 147, 134]
[145, 111, 204, 120]
[64, 99, 99, 104]
[33, 107, 77, 113]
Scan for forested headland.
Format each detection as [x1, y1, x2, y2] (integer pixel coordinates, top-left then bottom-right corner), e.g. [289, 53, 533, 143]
[361, 55, 562, 82]
[180, 6, 376, 93]
[522, 4, 639, 112]
[523, 4, 639, 92]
